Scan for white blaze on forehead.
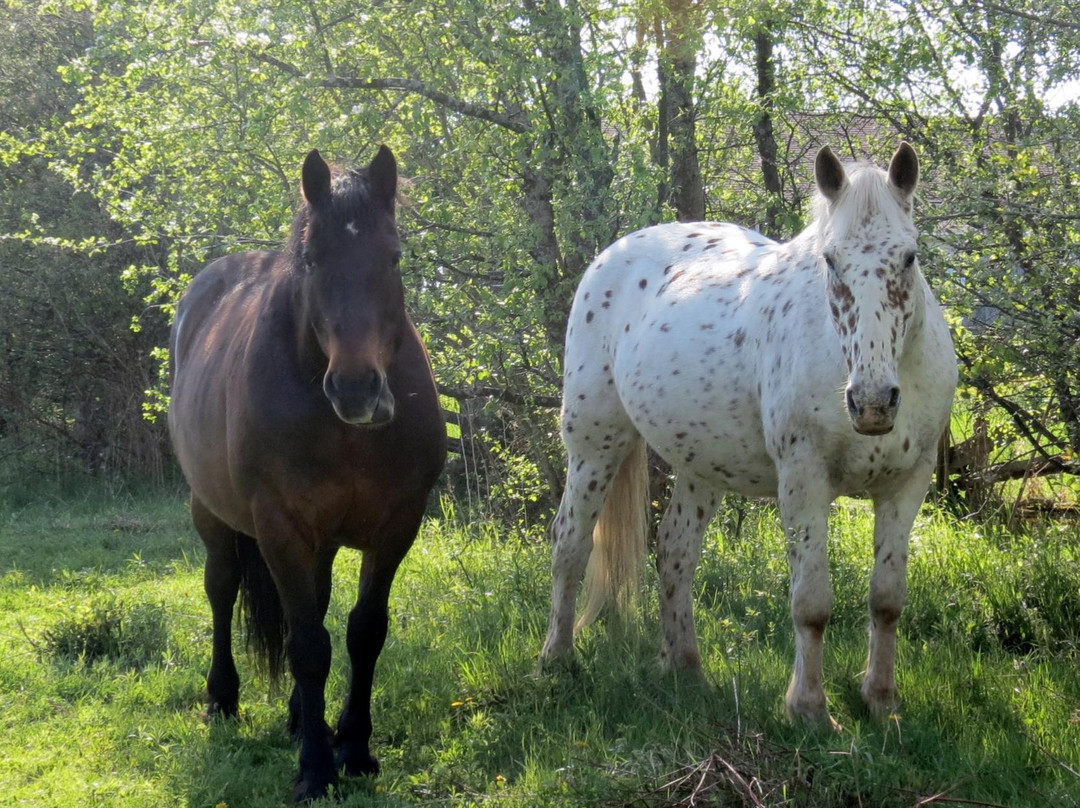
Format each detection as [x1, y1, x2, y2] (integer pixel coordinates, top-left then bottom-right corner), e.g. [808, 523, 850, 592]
[345, 220, 359, 236]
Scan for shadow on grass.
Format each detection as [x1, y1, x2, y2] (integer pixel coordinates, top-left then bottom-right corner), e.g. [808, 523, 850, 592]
[0, 494, 200, 587]
[141, 615, 1078, 808]
[13, 496, 1074, 808]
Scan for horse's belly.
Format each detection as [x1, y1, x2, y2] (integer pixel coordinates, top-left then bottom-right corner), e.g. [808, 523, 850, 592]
[617, 377, 778, 497]
[170, 410, 259, 535]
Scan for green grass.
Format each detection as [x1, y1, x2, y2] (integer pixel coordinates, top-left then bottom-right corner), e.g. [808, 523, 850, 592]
[0, 490, 1078, 806]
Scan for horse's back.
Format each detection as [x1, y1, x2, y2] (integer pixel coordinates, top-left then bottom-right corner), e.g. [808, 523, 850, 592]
[562, 219, 953, 498]
[571, 222, 772, 312]
[171, 251, 281, 373]
[563, 222, 788, 493]
[170, 251, 287, 446]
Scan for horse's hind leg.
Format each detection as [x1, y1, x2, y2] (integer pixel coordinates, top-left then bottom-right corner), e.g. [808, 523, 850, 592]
[335, 513, 422, 777]
[656, 475, 721, 671]
[540, 394, 640, 662]
[191, 495, 242, 718]
[863, 463, 932, 717]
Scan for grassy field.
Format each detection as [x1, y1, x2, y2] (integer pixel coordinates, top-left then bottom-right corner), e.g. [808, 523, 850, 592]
[0, 487, 1078, 807]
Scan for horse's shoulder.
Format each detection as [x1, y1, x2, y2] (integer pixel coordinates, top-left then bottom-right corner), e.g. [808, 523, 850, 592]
[196, 250, 283, 289]
[182, 252, 291, 318]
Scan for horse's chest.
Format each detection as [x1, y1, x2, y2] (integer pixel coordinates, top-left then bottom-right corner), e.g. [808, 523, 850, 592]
[827, 435, 914, 493]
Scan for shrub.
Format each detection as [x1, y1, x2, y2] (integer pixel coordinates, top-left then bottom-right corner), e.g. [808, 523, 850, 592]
[39, 593, 169, 668]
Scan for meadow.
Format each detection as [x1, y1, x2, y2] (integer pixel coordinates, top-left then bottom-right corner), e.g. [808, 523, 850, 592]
[0, 486, 1078, 807]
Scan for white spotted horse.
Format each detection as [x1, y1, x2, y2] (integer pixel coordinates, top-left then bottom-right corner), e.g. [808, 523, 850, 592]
[169, 147, 445, 801]
[540, 143, 956, 727]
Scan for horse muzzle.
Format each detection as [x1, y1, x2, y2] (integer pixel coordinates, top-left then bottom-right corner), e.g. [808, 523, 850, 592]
[846, 383, 900, 436]
[324, 368, 395, 426]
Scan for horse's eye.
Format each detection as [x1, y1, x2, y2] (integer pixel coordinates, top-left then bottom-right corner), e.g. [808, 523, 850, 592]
[303, 247, 316, 270]
[823, 253, 837, 273]
[391, 251, 402, 268]
[903, 251, 916, 270]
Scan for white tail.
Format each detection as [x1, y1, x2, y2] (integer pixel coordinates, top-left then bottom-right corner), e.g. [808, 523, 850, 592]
[574, 437, 649, 632]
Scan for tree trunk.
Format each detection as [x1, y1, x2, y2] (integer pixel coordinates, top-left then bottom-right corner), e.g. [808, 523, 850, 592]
[654, 1, 704, 222]
[523, 0, 618, 345]
[752, 26, 784, 237]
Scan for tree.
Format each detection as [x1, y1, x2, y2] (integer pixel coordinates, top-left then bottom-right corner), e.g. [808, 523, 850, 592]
[889, 1, 1080, 484]
[0, 2, 169, 484]
[8, 0, 1080, 515]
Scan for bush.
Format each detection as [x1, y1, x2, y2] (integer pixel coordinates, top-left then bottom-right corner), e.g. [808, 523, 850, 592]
[39, 593, 169, 669]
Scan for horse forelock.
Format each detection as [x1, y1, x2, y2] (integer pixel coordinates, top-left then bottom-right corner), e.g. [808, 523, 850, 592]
[285, 165, 394, 269]
[812, 163, 915, 249]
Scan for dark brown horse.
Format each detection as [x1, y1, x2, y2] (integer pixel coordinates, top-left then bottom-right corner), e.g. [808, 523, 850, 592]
[168, 146, 446, 802]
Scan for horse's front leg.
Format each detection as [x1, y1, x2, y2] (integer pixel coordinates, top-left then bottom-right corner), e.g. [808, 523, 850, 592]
[778, 463, 835, 726]
[864, 461, 933, 717]
[254, 507, 336, 803]
[288, 546, 338, 742]
[335, 525, 417, 778]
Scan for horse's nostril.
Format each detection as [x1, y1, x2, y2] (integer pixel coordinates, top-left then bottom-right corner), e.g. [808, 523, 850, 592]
[349, 369, 383, 401]
[846, 388, 857, 414]
[888, 386, 901, 409]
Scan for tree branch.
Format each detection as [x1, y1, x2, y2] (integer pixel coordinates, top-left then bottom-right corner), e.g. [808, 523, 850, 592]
[249, 52, 532, 133]
[974, 455, 1080, 485]
[978, 1, 1080, 32]
[438, 384, 560, 408]
[326, 76, 531, 132]
[958, 353, 1064, 461]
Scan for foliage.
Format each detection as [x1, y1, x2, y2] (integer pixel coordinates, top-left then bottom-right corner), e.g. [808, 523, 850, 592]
[3, 0, 1080, 511]
[1, 491, 1079, 806]
[0, 2, 169, 485]
[38, 591, 169, 668]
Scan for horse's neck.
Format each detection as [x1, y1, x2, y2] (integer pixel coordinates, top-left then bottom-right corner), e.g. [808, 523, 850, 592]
[899, 277, 933, 370]
[287, 273, 329, 379]
[787, 223, 822, 255]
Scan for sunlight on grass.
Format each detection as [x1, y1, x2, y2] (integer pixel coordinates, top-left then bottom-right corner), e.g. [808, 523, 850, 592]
[0, 492, 1077, 806]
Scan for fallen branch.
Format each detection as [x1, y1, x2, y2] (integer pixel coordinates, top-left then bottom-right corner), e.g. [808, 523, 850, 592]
[972, 455, 1080, 485]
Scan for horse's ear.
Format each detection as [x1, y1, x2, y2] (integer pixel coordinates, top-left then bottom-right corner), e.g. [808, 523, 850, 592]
[301, 149, 332, 209]
[888, 141, 919, 199]
[815, 145, 848, 203]
[368, 145, 398, 209]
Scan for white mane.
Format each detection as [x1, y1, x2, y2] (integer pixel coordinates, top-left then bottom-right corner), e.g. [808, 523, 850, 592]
[811, 162, 916, 246]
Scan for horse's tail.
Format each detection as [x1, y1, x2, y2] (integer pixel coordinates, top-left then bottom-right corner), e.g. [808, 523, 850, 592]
[236, 535, 287, 684]
[575, 437, 649, 632]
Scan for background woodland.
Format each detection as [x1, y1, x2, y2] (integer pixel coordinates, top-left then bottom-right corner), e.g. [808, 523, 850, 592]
[3, 0, 1080, 523]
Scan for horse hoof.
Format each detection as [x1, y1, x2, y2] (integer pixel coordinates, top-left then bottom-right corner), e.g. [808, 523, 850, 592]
[204, 700, 238, 722]
[292, 780, 328, 804]
[792, 710, 842, 733]
[293, 773, 337, 804]
[535, 650, 580, 678]
[861, 683, 900, 719]
[786, 706, 842, 733]
[784, 689, 840, 731]
[337, 744, 380, 777]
